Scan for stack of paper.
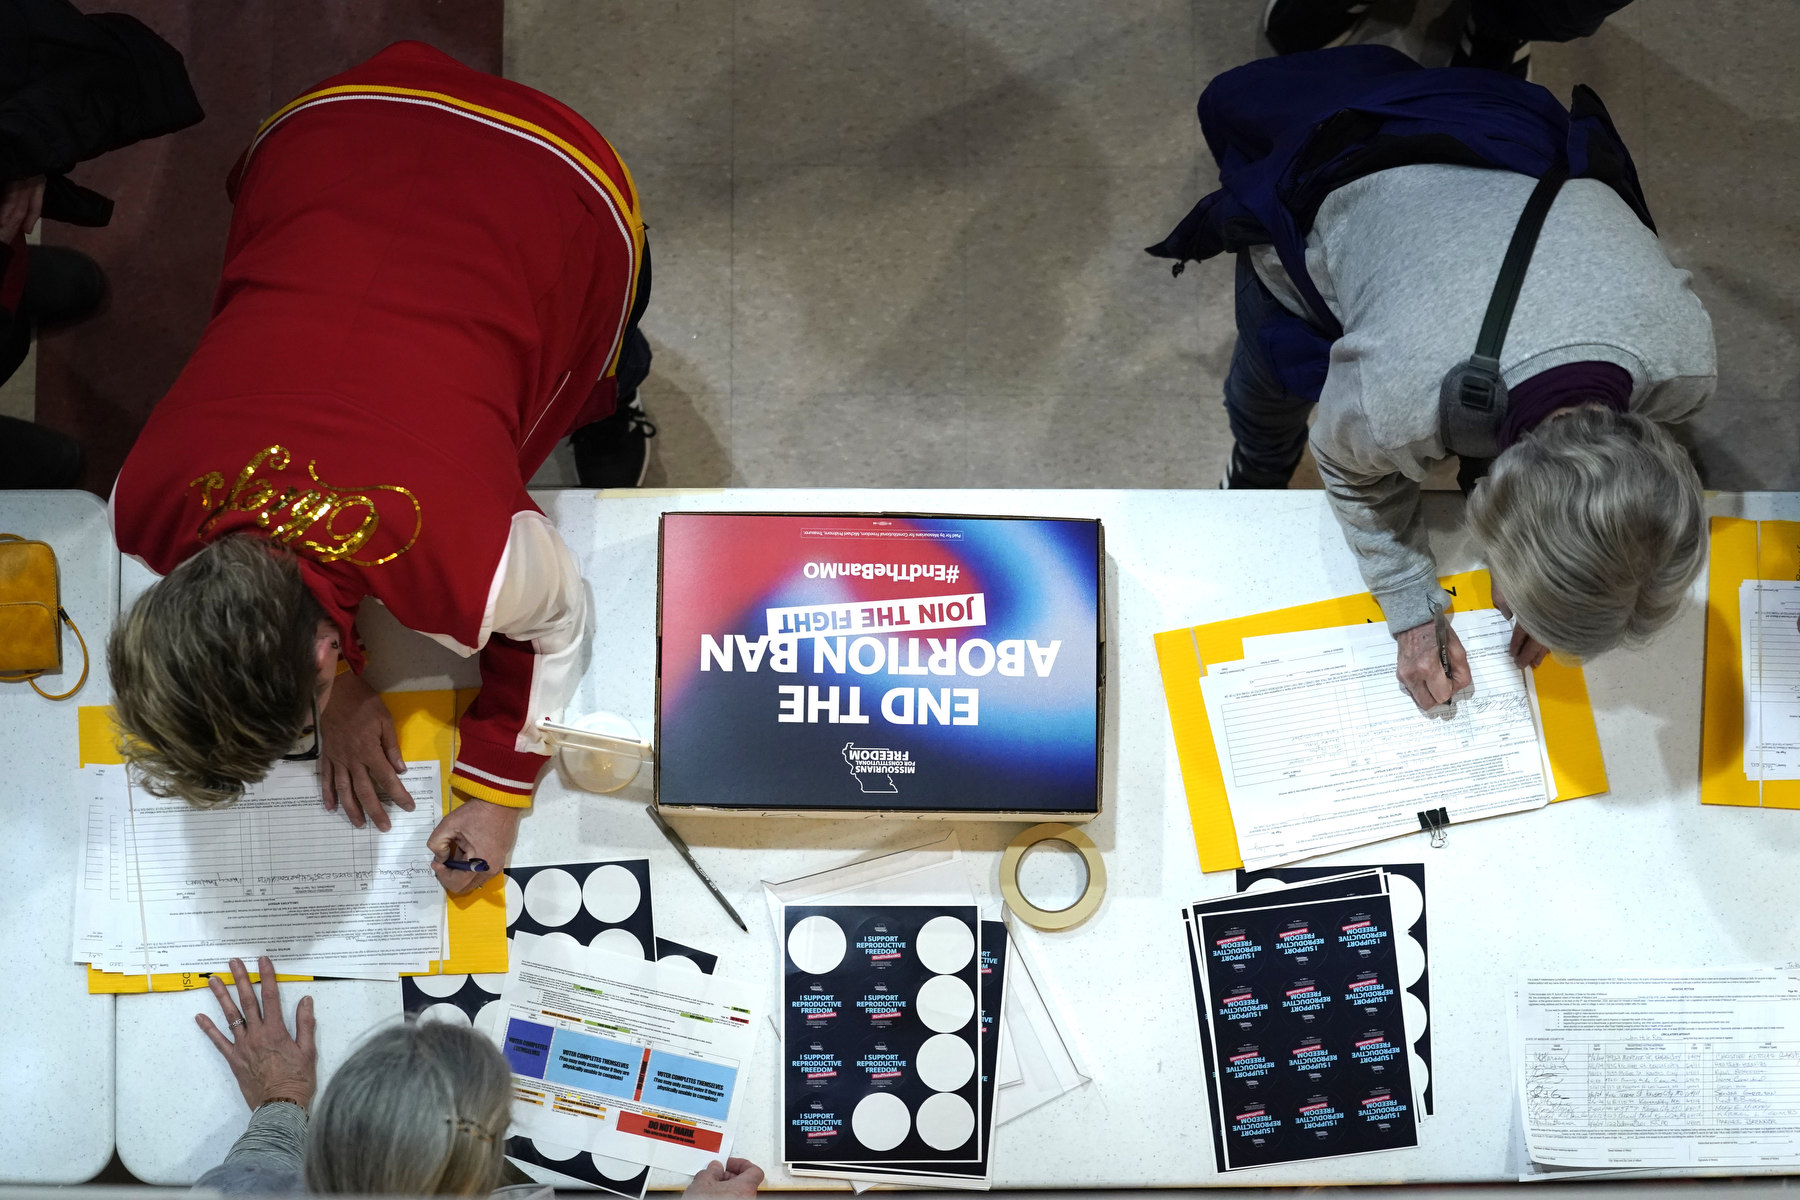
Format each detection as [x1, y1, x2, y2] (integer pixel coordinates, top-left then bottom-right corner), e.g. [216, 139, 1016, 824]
[72, 759, 447, 981]
[1182, 867, 1431, 1173]
[1198, 610, 1551, 867]
[400, 859, 753, 1200]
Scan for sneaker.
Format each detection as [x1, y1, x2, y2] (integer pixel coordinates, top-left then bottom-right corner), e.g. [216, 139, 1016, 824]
[1262, 0, 1374, 55]
[1450, 16, 1532, 78]
[570, 395, 657, 488]
[23, 245, 106, 330]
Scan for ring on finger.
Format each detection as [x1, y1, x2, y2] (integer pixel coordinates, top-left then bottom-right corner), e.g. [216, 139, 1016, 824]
[228, 1017, 248, 1029]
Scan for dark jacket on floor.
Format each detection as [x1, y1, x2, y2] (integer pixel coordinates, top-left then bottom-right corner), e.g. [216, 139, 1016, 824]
[0, 0, 203, 227]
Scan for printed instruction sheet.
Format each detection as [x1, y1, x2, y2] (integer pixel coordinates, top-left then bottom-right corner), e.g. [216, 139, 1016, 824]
[497, 937, 759, 1174]
[1740, 581, 1800, 779]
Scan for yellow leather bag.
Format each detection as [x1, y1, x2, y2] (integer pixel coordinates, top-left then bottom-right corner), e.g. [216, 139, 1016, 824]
[0, 532, 89, 700]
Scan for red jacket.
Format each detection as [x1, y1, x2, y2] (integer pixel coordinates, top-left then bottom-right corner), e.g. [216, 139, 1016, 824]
[111, 42, 641, 805]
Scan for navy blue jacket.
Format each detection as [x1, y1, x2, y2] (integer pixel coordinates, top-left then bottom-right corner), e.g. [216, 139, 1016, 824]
[1147, 45, 1651, 401]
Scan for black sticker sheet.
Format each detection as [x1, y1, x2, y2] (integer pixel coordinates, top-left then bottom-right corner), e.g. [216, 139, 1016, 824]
[655, 937, 721, 976]
[809, 920, 1009, 1183]
[1238, 864, 1431, 1115]
[505, 859, 656, 962]
[782, 904, 983, 1166]
[1196, 892, 1417, 1170]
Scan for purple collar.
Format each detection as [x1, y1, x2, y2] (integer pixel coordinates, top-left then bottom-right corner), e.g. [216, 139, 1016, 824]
[1498, 361, 1634, 450]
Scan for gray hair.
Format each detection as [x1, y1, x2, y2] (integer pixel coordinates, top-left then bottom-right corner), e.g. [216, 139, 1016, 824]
[1468, 405, 1703, 659]
[305, 1020, 513, 1195]
[107, 534, 322, 808]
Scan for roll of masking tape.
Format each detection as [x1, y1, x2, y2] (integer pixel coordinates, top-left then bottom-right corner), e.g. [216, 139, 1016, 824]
[1000, 823, 1106, 931]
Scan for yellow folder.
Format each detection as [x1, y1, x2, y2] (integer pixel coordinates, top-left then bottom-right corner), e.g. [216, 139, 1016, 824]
[1700, 517, 1800, 809]
[1154, 569, 1609, 872]
[78, 688, 507, 993]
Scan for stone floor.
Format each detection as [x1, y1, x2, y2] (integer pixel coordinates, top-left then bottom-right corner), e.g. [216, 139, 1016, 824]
[507, 0, 1800, 493]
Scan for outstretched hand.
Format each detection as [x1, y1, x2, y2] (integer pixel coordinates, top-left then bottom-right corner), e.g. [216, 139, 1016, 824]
[195, 956, 317, 1111]
[318, 670, 416, 830]
[685, 1158, 764, 1199]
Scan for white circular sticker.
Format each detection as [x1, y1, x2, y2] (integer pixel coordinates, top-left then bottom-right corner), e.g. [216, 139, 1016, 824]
[1402, 990, 1429, 1040]
[582, 864, 643, 924]
[523, 868, 582, 926]
[472, 972, 506, 996]
[660, 954, 702, 975]
[409, 972, 467, 999]
[788, 915, 848, 975]
[915, 1092, 975, 1151]
[915, 915, 976, 975]
[1388, 874, 1425, 930]
[1397, 935, 1426, 987]
[915, 1033, 976, 1092]
[850, 1091, 910, 1152]
[589, 927, 646, 960]
[592, 1154, 644, 1182]
[916, 975, 976, 1033]
[474, 999, 506, 1040]
[504, 874, 523, 927]
[531, 1139, 582, 1163]
[416, 1002, 471, 1027]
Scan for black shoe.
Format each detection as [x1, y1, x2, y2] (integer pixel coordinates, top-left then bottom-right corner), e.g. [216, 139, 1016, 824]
[570, 395, 657, 488]
[1263, 0, 1373, 54]
[0, 414, 84, 489]
[23, 245, 106, 331]
[1450, 16, 1532, 78]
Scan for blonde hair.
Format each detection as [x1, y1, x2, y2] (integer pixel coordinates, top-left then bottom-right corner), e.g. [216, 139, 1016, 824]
[1468, 406, 1704, 658]
[305, 1021, 512, 1195]
[107, 534, 323, 808]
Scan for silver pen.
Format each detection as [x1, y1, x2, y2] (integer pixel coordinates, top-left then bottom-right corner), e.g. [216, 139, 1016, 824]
[645, 804, 748, 932]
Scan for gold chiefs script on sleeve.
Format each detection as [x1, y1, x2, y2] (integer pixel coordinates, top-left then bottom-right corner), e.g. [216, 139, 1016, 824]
[188, 444, 422, 567]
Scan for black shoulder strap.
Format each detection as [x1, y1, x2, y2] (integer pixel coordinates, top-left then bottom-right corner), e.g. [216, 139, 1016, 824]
[1438, 166, 1571, 460]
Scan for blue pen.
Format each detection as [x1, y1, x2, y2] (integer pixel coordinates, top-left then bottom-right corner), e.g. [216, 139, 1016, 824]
[442, 857, 490, 872]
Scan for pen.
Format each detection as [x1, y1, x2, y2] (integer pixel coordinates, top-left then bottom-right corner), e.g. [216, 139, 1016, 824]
[645, 804, 749, 932]
[441, 856, 489, 872]
[1433, 610, 1453, 682]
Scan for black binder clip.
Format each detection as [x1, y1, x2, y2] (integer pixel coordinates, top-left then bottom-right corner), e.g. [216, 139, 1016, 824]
[1417, 807, 1449, 849]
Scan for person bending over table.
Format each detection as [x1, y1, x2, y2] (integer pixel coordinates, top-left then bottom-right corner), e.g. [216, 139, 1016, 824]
[193, 957, 765, 1196]
[1150, 44, 1713, 712]
[106, 41, 657, 891]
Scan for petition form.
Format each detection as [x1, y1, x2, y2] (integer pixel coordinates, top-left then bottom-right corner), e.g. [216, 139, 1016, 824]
[1514, 971, 1800, 1170]
[1740, 581, 1800, 780]
[1200, 610, 1549, 867]
[74, 759, 445, 978]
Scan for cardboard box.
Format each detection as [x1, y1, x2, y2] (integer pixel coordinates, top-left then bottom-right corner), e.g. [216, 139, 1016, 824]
[655, 512, 1104, 819]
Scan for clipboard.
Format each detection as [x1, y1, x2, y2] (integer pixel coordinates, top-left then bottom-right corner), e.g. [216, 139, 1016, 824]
[1155, 569, 1609, 872]
[1700, 516, 1800, 809]
[78, 687, 508, 993]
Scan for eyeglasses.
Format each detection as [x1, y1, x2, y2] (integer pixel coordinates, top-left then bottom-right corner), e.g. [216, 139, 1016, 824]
[282, 694, 321, 762]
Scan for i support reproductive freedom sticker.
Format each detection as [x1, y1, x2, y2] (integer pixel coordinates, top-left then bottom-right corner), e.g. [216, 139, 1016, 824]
[854, 917, 910, 972]
[1337, 912, 1390, 959]
[792, 1041, 841, 1089]
[1209, 925, 1265, 976]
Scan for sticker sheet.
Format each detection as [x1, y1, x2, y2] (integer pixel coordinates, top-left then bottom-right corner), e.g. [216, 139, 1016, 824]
[506, 859, 657, 963]
[1238, 864, 1431, 1116]
[801, 920, 1009, 1186]
[782, 904, 984, 1165]
[1190, 886, 1418, 1170]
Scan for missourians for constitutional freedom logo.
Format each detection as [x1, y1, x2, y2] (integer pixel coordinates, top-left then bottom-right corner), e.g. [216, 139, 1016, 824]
[842, 743, 916, 793]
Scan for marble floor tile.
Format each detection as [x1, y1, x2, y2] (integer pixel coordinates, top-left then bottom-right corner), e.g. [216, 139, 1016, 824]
[732, 163, 972, 396]
[960, 0, 1200, 169]
[505, 0, 733, 167]
[733, 0, 969, 167]
[962, 165, 1214, 397]
[731, 393, 970, 487]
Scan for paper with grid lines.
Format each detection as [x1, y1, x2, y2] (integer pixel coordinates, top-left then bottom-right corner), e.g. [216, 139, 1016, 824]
[1199, 610, 1549, 868]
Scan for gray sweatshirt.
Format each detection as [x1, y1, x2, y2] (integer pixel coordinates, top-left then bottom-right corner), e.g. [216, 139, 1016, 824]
[192, 1102, 553, 1198]
[1251, 163, 1717, 634]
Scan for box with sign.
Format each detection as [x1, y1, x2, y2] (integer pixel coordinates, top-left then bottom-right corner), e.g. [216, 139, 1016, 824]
[656, 512, 1104, 818]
